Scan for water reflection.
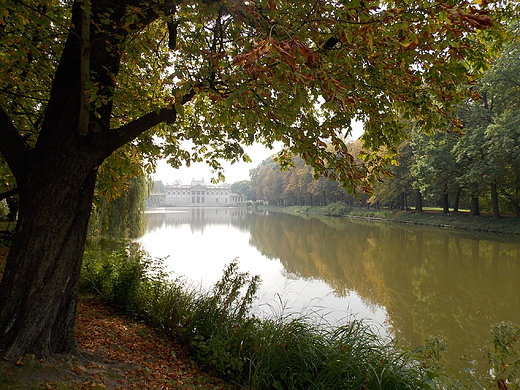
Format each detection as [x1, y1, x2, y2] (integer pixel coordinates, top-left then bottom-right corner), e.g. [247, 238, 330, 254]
[140, 208, 520, 374]
[145, 207, 251, 233]
[142, 208, 382, 325]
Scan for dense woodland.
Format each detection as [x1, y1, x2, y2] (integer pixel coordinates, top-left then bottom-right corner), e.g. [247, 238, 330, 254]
[231, 36, 520, 219]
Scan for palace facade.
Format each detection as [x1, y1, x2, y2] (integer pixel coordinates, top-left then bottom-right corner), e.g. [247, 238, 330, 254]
[148, 178, 244, 206]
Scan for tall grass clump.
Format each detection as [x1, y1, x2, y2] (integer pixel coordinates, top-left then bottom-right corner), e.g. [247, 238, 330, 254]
[242, 317, 430, 390]
[487, 322, 520, 389]
[81, 241, 441, 389]
[175, 260, 262, 381]
[82, 238, 194, 326]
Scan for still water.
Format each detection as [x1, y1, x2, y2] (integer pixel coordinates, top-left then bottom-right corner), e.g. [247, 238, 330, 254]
[139, 207, 520, 373]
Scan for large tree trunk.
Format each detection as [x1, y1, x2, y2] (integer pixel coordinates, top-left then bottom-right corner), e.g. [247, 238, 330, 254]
[471, 195, 480, 216]
[490, 182, 501, 220]
[442, 193, 449, 214]
[452, 188, 460, 212]
[415, 189, 423, 212]
[0, 1, 111, 360]
[0, 0, 175, 361]
[0, 155, 99, 360]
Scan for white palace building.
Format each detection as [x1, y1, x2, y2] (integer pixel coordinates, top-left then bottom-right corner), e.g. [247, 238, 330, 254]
[148, 178, 245, 207]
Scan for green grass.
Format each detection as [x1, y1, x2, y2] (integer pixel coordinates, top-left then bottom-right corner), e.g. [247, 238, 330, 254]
[390, 210, 520, 235]
[275, 203, 520, 236]
[282, 202, 395, 219]
[80, 239, 449, 389]
[81, 239, 520, 389]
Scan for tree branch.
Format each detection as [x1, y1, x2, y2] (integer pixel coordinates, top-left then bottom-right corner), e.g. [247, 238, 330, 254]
[105, 89, 195, 153]
[0, 188, 19, 202]
[0, 105, 30, 178]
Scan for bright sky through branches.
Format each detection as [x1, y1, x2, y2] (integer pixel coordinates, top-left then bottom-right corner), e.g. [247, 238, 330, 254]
[153, 121, 364, 185]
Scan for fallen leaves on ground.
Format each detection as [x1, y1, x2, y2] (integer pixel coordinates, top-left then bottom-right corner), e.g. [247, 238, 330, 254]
[0, 247, 234, 390]
[75, 295, 234, 390]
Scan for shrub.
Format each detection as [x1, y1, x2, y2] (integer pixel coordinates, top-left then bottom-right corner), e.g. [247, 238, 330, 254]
[82, 240, 165, 313]
[323, 201, 351, 217]
[85, 242, 505, 389]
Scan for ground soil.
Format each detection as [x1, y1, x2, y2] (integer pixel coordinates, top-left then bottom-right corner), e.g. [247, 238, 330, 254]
[0, 247, 234, 390]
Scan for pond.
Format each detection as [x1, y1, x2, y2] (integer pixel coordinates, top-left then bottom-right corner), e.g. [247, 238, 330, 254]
[139, 207, 520, 375]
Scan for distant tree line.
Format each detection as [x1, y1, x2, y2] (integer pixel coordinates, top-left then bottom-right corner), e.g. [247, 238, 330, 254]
[233, 37, 520, 219]
[232, 154, 365, 207]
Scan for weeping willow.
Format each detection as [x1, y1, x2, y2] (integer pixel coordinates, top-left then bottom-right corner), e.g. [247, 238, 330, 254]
[89, 173, 151, 240]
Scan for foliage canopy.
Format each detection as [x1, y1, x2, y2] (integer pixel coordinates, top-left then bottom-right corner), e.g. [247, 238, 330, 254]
[0, 0, 516, 361]
[1, 0, 512, 192]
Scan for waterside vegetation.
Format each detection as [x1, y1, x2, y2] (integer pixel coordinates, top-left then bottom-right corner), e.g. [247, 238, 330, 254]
[80, 239, 520, 390]
[1, 217, 519, 389]
[269, 203, 520, 236]
[81, 242, 432, 389]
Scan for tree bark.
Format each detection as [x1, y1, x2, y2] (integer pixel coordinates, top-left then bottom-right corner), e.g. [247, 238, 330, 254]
[0, 152, 99, 360]
[471, 195, 480, 216]
[452, 188, 460, 212]
[442, 193, 449, 214]
[490, 181, 501, 220]
[415, 189, 423, 212]
[0, 0, 174, 360]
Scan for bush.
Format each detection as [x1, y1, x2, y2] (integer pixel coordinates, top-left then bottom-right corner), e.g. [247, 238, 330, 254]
[81, 242, 438, 389]
[323, 201, 351, 216]
[82, 240, 167, 313]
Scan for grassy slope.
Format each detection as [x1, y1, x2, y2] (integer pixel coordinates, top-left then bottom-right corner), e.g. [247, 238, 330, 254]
[0, 247, 233, 390]
[273, 205, 520, 236]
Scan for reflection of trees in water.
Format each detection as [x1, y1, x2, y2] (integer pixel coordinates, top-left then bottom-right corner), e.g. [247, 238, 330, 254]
[248, 213, 392, 304]
[247, 212, 520, 373]
[143, 208, 520, 373]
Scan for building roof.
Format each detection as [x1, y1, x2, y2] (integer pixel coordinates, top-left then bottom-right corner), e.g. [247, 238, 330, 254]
[164, 178, 230, 190]
[191, 178, 205, 186]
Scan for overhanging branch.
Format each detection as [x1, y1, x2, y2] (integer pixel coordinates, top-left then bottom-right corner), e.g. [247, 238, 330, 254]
[0, 188, 19, 202]
[0, 105, 30, 179]
[105, 89, 196, 154]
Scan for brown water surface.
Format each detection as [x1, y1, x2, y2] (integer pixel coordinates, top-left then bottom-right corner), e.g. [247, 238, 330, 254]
[141, 208, 520, 375]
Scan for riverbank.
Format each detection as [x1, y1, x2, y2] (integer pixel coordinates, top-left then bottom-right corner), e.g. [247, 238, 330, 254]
[2, 230, 441, 390]
[1, 244, 435, 390]
[269, 203, 520, 236]
[0, 247, 233, 390]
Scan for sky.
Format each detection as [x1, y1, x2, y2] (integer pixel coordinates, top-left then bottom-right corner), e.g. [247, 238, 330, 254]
[152, 142, 282, 185]
[153, 121, 364, 185]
